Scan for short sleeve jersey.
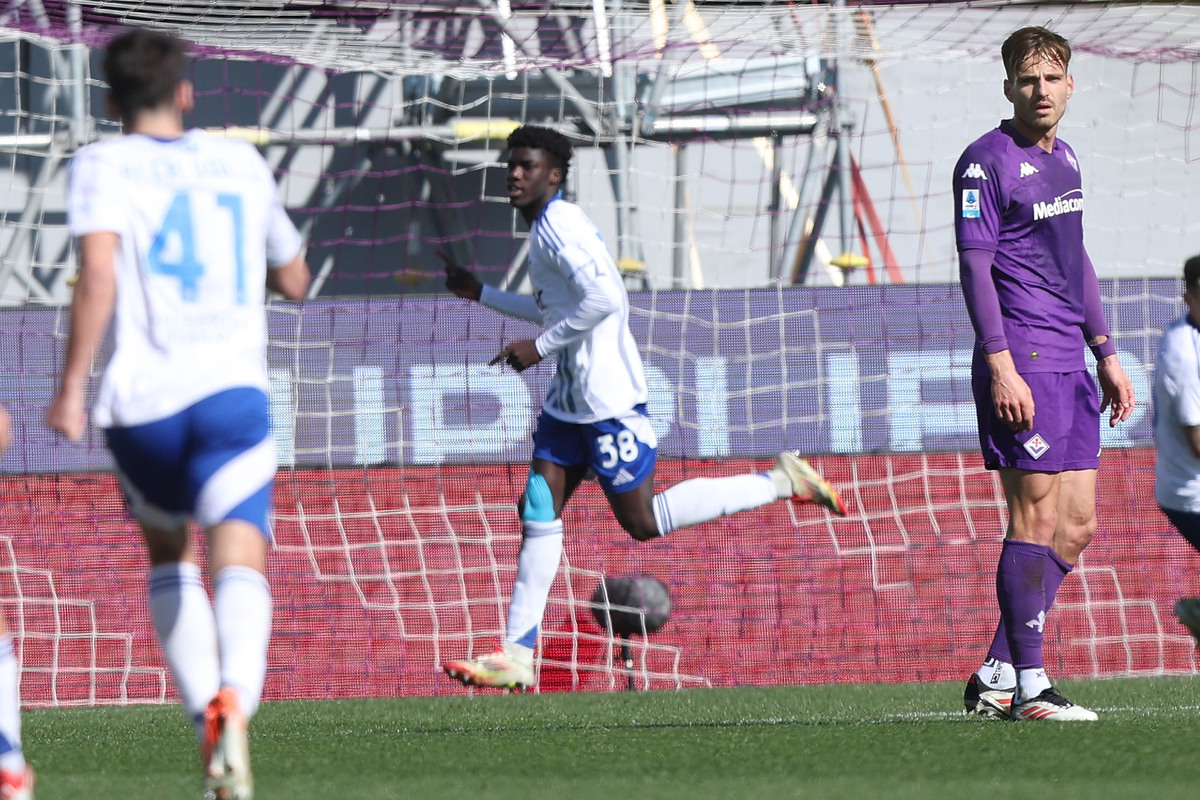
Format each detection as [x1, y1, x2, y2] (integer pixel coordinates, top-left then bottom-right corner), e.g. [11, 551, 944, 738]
[527, 198, 648, 423]
[953, 120, 1087, 375]
[1154, 313, 1200, 512]
[67, 129, 302, 427]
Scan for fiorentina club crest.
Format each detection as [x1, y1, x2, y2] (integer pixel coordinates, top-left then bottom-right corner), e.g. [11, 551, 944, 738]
[1023, 433, 1050, 460]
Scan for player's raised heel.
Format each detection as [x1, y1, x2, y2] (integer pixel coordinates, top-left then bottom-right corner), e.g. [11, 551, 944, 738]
[771, 452, 848, 516]
[202, 687, 253, 800]
[444, 644, 535, 691]
[0, 764, 34, 800]
[1174, 597, 1200, 643]
[1011, 687, 1097, 721]
[962, 674, 1013, 720]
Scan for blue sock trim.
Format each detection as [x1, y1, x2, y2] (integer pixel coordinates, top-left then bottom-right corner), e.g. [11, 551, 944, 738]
[514, 625, 539, 649]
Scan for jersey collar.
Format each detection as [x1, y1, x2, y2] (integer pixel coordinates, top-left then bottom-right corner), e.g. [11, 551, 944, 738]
[999, 119, 1063, 156]
[532, 192, 563, 226]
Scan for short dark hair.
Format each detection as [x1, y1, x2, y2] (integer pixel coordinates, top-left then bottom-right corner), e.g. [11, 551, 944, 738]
[507, 125, 572, 184]
[1001, 26, 1071, 80]
[1184, 255, 1200, 295]
[103, 28, 190, 122]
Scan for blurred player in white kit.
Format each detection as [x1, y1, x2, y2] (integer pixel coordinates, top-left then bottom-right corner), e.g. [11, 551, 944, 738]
[46, 28, 309, 800]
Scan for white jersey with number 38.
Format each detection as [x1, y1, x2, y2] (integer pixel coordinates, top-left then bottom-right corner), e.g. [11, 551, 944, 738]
[67, 129, 302, 428]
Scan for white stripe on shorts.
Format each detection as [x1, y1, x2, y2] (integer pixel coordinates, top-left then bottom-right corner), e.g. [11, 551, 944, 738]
[194, 434, 277, 528]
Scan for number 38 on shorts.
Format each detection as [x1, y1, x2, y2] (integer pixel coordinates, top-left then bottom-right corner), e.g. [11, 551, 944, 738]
[532, 405, 658, 495]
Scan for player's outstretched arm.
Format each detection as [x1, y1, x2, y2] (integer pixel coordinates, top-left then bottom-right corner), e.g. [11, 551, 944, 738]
[1096, 354, 1135, 427]
[0, 405, 11, 457]
[441, 250, 543, 324]
[267, 251, 310, 301]
[47, 232, 118, 441]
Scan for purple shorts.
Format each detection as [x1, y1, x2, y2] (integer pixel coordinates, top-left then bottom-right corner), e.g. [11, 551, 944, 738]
[972, 370, 1100, 472]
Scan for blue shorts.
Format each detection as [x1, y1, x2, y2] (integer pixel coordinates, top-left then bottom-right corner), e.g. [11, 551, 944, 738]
[105, 387, 276, 539]
[972, 370, 1100, 472]
[532, 405, 658, 495]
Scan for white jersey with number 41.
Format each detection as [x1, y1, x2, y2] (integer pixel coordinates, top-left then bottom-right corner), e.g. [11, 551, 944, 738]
[67, 129, 302, 428]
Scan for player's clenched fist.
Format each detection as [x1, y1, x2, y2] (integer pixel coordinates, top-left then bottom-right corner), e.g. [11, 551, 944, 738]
[46, 390, 86, 442]
[440, 251, 482, 302]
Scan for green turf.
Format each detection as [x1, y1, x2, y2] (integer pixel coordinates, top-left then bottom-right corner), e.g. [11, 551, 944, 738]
[22, 677, 1200, 799]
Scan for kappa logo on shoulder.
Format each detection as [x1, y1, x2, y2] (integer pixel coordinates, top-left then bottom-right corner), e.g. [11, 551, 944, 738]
[1019, 161, 1039, 178]
[961, 163, 988, 180]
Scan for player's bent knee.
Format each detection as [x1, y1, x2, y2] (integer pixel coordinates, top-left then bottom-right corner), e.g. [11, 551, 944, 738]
[622, 520, 660, 542]
[521, 472, 556, 523]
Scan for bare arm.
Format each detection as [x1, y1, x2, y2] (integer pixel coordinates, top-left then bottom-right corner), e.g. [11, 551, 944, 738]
[46, 232, 119, 441]
[1096, 353, 1135, 427]
[266, 251, 310, 301]
[0, 405, 11, 456]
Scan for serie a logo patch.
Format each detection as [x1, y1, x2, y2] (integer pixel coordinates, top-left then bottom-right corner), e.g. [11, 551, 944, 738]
[961, 190, 980, 219]
[1023, 433, 1050, 460]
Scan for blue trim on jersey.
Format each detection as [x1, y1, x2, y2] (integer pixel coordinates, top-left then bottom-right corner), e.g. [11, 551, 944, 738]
[105, 387, 274, 538]
[532, 194, 563, 228]
[532, 404, 656, 495]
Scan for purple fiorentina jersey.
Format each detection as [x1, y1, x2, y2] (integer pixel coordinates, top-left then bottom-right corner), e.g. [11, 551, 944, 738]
[953, 120, 1087, 375]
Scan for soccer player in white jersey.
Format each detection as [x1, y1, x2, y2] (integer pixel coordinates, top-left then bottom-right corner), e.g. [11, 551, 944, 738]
[441, 125, 846, 691]
[1154, 255, 1200, 642]
[45, 29, 309, 799]
[0, 406, 33, 800]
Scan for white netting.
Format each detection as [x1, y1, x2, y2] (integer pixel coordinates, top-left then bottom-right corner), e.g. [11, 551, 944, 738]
[0, 3, 1197, 704]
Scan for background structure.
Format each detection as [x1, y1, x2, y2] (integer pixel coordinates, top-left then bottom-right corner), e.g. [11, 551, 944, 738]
[0, 1, 1196, 705]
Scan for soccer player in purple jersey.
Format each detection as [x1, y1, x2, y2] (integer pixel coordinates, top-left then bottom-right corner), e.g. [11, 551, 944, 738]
[953, 27, 1135, 721]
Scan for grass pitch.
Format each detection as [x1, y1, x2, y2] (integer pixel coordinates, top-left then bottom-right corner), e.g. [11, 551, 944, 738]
[24, 677, 1200, 799]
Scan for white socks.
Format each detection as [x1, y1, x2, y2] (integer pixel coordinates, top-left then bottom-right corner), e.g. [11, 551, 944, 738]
[0, 636, 23, 772]
[976, 658, 1048, 703]
[1016, 668, 1052, 705]
[214, 566, 272, 718]
[504, 519, 564, 650]
[975, 656, 1016, 691]
[149, 562, 220, 729]
[652, 474, 777, 535]
[151, 562, 272, 737]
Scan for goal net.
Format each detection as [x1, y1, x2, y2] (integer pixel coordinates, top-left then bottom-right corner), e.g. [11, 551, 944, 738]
[0, 1, 1197, 705]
